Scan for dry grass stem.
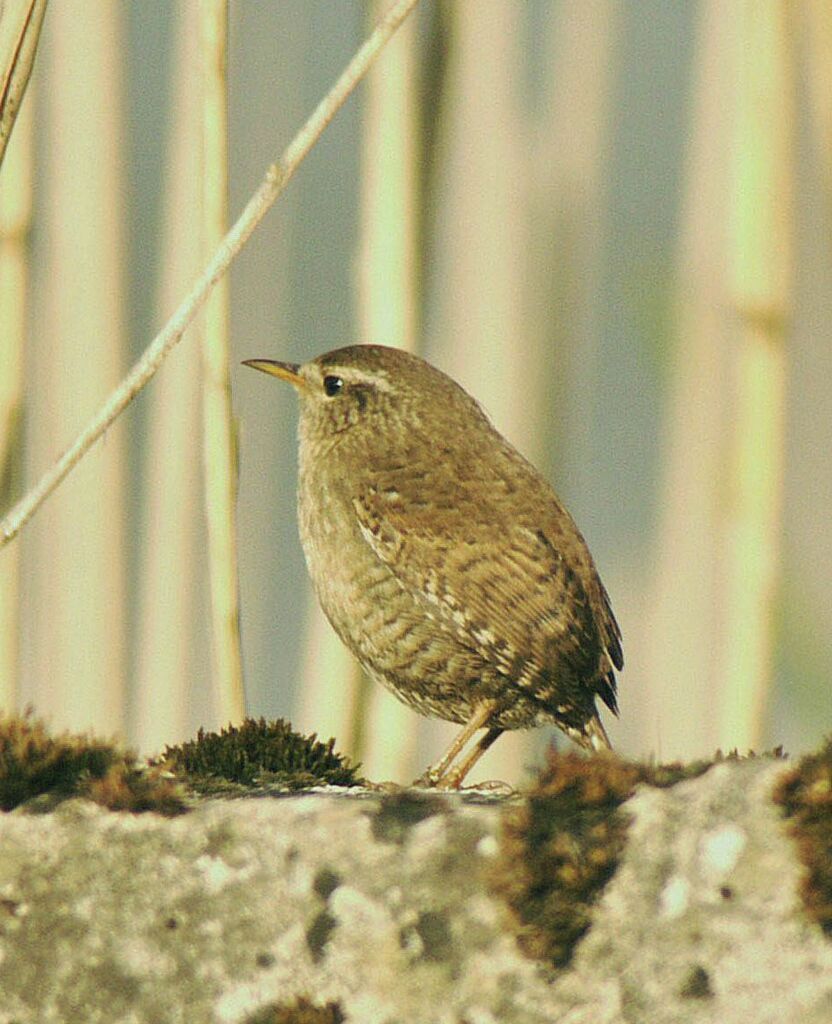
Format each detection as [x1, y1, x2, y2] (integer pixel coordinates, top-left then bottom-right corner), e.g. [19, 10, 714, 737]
[0, 0, 47, 170]
[0, 0, 420, 549]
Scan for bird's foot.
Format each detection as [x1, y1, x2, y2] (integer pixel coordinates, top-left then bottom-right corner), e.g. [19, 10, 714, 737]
[411, 768, 444, 789]
[460, 778, 515, 796]
[434, 776, 514, 795]
[362, 779, 406, 793]
[411, 771, 513, 795]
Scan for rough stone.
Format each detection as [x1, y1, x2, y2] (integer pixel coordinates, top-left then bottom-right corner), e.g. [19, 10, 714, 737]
[0, 760, 829, 1023]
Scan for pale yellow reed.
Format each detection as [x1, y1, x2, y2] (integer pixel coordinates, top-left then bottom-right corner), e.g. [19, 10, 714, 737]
[200, 0, 245, 727]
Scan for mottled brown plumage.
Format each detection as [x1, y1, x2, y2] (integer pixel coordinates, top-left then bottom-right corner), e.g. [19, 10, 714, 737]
[244, 345, 623, 788]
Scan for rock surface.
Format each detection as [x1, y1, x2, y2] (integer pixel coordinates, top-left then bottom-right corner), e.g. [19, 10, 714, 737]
[0, 759, 829, 1023]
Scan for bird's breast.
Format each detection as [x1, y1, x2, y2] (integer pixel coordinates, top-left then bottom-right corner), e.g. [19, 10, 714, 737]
[297, 468, 378, 624]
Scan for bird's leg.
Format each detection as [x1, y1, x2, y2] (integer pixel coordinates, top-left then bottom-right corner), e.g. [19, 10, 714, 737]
[436, 725, 504, 790]
[566, 712, 613, 753]
[415, 699, 499, 788]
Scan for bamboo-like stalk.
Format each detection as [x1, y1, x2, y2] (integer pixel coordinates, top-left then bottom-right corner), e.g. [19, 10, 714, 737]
[356, 0, 418, 353]
[298, 3, 421, 771]
[0, 86, 32, 713]
[421, 2, 532, 785]
[133, 5, 204, 754]
[645, 0, 738, 760]
[720, 0, 792, 750]
[532, 0, 618, 745]
[429, 3, 527, 436]
[0, 0, 47, 170]
[21, 2, 126, 733]
[348, 0, 420, 778]
[296, 610, 367, 761]
[0, 0, 421, 549]
[803, 0, 832, 210]
[200, 0, 245, 727]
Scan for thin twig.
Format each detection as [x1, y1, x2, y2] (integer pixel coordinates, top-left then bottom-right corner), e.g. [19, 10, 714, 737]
[0, 0, 48, 171]
[0, 0, 420, 548]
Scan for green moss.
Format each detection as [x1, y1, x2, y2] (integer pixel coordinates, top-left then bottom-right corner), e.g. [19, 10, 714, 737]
[773, 737, 832, 935]
[679, 964, 713, 999]
[492, 750, 713, 969]
[162, 717, 362, 793]
[0, 712, 185, 815]
[84, 760, 186, 816]
[0, 712, 360, 809]
[244, 997, 344, 1024]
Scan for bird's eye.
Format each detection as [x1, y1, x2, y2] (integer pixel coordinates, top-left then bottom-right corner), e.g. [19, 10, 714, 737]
[323, 375, 344, 397]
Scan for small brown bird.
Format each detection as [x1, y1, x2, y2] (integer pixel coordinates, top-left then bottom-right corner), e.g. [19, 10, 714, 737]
[244, 346, 622, 788]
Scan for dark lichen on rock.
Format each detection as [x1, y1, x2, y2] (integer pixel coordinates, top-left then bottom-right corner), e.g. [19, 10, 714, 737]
[773, 737, 832, 935]
[312, 866, 342, 900]
[244, 996, 344, 1024]
[305, 908, 338, 962]
[161, 717, 362, 794]
[492, 749, 713, 969]
[370, 788, 447, 844]
[414, 909, 454, 962]
[0, 711, 185, 815]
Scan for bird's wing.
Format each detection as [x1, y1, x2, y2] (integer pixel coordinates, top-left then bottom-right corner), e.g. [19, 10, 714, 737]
[352, 474, 619, 712]
[600, 581, 624, 671]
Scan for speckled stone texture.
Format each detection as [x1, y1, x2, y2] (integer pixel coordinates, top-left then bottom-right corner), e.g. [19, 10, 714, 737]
[0, 760, 829, 1023]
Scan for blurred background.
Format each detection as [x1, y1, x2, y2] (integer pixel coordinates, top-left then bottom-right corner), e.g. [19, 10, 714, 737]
[1, 0, 830, 787]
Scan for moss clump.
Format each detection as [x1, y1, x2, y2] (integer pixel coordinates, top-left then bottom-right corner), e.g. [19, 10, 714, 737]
[244, 997, 344, 1024]
[84, 760, 186, 816]
[162, 717, 362, 794]
[0, 712, 185, 815]
[493, 750, 712, 969]
[773, 738, 832, 935]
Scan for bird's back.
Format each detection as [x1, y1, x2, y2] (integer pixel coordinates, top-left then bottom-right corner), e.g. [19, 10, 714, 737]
[312, 410, 622, 732]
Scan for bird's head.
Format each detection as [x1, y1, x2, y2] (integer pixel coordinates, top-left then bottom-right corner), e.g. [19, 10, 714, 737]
[243, 344, 489, 461]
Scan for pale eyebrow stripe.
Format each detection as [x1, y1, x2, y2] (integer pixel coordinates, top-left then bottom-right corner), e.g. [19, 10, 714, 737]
[324, 367, 394, 393]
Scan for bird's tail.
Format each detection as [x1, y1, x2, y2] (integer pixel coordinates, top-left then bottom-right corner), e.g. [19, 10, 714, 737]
[568, 713, 613, 753]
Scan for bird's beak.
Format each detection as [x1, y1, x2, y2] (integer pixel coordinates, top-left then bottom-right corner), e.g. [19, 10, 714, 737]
[242, 359, 304, 388]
